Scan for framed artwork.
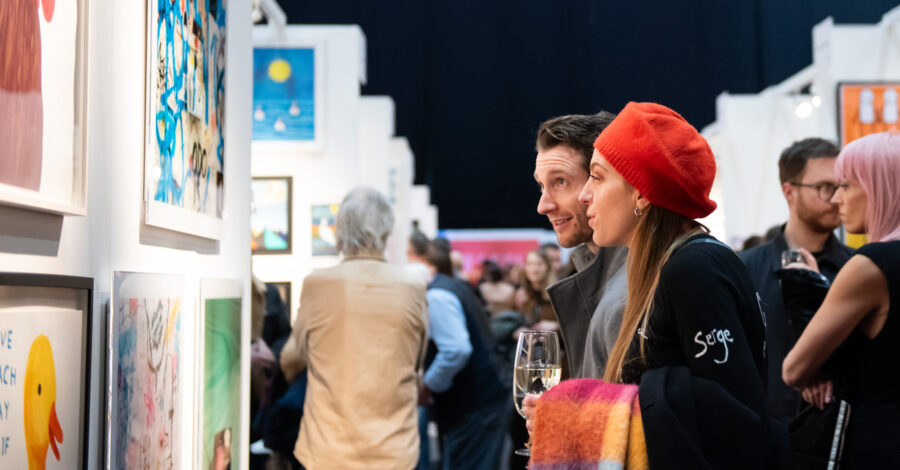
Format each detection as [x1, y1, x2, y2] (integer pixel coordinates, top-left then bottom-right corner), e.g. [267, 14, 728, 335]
[144, 0, 227, 239]
[266, 281, 291, 314]
[311, 204, 339, 257]
[837, 82, 900, 146]
[0, 273, 93, 469]
[107, 272, 185, 469]
[0, 0, 89, 215]
[251, 177, 292, 254]
[252, 27, 326, 153]
[196, 279, 242, 470]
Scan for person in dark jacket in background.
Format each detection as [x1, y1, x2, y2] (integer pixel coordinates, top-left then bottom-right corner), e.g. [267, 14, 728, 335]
[740, 138, 853, 425]
[528, 102, 781, 469]
[421, 241, 507, 470]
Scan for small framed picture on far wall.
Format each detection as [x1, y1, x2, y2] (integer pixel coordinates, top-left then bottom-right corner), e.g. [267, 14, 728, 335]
[251, 177, 292, 254]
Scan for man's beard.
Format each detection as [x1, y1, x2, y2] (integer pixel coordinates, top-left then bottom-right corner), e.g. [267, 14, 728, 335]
[796, 200, 841, 234]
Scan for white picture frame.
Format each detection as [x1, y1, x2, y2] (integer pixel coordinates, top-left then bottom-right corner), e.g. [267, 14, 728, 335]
[252, 26, 327, 154]
[195, 278, 243, 470]
[107, 271, 188, 470]
[143, 0, 227, 240]
[0, 0, 89, 216]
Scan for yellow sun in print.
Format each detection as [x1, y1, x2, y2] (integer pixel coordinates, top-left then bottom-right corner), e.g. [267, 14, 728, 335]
[268, 59, 292, 83]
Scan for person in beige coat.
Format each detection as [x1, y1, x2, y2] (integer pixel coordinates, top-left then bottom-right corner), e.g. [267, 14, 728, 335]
[280, 187, 429, 470]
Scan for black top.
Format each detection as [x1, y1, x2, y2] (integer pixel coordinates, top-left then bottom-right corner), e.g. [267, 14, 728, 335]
[740, 226, 853, 424]
[623, 234, 768, 417]
[833, 240, 900, 469]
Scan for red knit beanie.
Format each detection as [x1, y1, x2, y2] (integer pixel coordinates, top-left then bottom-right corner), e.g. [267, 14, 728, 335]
[593, 102, 717, 219]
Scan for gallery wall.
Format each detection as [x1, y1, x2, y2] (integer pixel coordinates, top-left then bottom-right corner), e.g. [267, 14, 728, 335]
[0, 0, 253, 468]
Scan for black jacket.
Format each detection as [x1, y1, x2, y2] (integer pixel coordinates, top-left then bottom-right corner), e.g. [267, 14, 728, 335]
[739, 227, 852, 424]
[640, 366, 788, 470]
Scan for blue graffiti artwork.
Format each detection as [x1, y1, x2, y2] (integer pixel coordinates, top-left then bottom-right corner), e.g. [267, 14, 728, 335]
[253, 48, 315, 141]
[151, 0, 226, 217]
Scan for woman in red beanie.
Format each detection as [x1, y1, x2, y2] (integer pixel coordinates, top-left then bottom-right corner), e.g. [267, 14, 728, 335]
[580, 102, 774, 468]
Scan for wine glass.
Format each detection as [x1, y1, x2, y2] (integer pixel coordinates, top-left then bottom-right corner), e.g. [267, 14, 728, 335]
[512, 330, 561, 457]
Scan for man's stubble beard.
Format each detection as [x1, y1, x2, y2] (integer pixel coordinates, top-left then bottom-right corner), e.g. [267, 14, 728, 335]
[796, 198, 841, 234]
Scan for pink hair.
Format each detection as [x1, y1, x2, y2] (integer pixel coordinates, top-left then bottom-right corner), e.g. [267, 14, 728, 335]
[835, 131, 900, 242]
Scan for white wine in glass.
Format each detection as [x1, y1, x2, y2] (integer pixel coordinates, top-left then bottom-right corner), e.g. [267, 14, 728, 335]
[513, 330, 561, 457]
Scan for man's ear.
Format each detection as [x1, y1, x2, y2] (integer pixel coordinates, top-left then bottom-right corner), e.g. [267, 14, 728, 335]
[782, 181, 795, 206]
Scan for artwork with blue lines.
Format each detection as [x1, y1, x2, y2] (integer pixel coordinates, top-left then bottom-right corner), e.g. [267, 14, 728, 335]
[149, 0, 226, 218]
[253, 48, 315, 141]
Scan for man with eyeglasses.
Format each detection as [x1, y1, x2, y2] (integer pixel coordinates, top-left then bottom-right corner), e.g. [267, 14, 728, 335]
[740, 137, 854, 426]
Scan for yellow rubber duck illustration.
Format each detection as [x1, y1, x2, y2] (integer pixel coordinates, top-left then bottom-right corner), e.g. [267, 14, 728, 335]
[24, 334, 63, 470]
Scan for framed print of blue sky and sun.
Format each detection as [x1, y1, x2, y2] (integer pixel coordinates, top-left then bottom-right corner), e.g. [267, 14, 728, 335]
[252, 27, 325, 153]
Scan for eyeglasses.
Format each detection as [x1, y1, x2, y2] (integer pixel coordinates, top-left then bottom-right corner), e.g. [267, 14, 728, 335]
[789, 182, 839, 201]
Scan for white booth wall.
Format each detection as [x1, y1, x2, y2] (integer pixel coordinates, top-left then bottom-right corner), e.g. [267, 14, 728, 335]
[0, 0, 254, 468]
[388, 137, 416, 264]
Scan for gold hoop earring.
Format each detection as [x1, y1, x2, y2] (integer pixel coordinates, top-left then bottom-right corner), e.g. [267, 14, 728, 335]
[634, 207, 643, 217]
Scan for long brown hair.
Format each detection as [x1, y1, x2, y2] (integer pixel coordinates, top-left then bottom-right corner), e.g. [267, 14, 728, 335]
[603, 205, 705, 383]
[521, 249, 556, 303]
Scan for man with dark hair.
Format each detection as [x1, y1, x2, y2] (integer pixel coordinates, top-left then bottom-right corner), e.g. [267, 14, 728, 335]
[740, 137, 853, 425]
[420, 241, 506, 470]
[533, 112, 628, 379]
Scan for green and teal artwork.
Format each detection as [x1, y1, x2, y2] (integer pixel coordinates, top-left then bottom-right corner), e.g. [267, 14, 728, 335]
[202, 296, 241, 470]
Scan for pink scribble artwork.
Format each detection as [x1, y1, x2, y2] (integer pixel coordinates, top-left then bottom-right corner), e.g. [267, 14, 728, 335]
[113, 297, 182, 470]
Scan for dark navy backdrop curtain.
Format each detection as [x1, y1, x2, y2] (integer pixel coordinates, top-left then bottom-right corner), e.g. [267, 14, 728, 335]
[281, 0, 899, 229]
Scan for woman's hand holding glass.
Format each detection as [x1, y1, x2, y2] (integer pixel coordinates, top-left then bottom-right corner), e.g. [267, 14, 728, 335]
[513, 330, 561, 456]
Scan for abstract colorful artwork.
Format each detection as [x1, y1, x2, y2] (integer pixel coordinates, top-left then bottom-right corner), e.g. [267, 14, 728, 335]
[0, 0, 88, 215]
[145, 0, 227, 238]
[198, 280, 242, 470]
[311, 204, 339, 256]
[109, 272, 184, 470]
[251, 177, 292, 254]
[252, 48, 315, 141]
[0, 274, 92, 469]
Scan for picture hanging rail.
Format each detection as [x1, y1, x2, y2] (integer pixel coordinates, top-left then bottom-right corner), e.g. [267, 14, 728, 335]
[0, 0, 89, 216]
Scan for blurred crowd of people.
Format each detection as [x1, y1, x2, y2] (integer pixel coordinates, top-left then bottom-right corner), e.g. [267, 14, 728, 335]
[247, 101, 900, 470]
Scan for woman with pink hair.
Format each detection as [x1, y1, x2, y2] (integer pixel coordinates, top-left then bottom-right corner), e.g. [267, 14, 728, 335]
[783, 131, 900, 468]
